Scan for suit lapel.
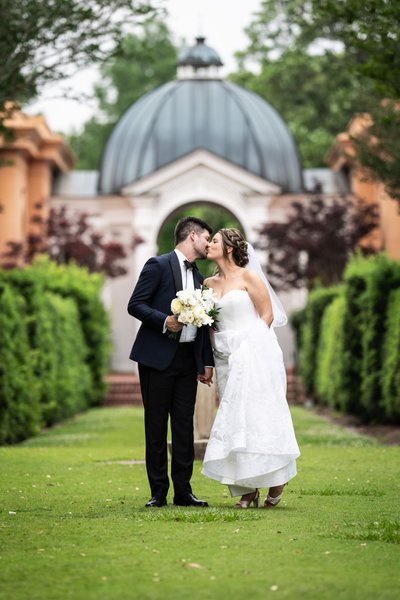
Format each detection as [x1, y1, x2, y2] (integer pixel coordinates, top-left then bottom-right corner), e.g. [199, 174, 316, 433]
[170, 251, 183, 292]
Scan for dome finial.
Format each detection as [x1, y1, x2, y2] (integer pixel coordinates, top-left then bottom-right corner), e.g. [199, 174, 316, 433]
[177, 36, 223, 80]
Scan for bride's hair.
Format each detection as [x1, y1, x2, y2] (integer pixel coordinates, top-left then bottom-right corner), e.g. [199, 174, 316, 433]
[218, 228, 249, 267]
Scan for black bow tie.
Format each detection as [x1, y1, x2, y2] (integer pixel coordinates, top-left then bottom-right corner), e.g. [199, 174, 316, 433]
[184, 259, 198, 271]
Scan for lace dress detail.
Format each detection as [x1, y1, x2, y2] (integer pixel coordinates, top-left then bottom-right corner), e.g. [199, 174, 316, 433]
[201, 290, 300, 495]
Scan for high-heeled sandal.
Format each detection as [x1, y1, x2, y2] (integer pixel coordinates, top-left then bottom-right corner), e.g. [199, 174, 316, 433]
[234, 489, 260, 509]
[264, 484, 287, 509]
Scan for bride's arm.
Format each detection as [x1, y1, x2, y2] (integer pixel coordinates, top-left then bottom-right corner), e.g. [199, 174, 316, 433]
[244, 271, 274, 327]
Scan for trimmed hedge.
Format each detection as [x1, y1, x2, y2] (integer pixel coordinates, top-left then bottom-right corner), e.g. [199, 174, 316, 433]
[315, 294, 346, 411]
[30, 257, 110, 405]
[298, 287, 341, 395]
[0, 258, 111, 444]
[0, 284, 40, 444]
[381, 288, 400, 420]
[343, 254, 400, 421]
[0, 256, 110, 406]
[34, 292, 92, 425]
[294, 253, 400, 424]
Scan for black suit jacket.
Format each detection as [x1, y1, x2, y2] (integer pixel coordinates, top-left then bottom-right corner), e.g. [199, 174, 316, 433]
[128, 251, 214, 372]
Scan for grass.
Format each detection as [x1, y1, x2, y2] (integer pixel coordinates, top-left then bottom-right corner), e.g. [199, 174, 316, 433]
[0, 406, 399, 600]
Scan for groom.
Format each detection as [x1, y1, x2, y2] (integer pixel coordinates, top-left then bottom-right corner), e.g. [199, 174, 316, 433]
[128, 217, 214, 508]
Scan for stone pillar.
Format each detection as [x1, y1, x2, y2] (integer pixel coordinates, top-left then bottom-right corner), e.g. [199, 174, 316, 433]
[193, 381, 217, 459]
[0, 150, 28, 264]
[27, 160, 52, 240]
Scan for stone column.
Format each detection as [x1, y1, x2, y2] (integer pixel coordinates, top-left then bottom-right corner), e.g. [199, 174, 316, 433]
[27, 159, 51, 240]
[0, 150, 28, 265]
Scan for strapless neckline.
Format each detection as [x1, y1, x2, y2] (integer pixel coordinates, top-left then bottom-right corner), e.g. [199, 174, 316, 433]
[215, 289, 248, 302]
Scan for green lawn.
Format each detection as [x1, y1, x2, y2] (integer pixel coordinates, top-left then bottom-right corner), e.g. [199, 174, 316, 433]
[1, 406, 399, 600]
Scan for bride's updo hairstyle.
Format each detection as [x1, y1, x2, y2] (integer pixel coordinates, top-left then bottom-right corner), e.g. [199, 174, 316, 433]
[218, 228, 249, 267]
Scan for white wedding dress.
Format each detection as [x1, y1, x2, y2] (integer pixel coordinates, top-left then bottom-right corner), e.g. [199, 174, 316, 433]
[201, 290, 300, 496]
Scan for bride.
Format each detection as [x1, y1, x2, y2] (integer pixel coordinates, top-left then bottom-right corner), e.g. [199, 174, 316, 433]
[201, 228, 300, 508]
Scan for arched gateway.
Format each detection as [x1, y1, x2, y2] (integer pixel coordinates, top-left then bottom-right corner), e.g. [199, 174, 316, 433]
[53, 37, 306, 372]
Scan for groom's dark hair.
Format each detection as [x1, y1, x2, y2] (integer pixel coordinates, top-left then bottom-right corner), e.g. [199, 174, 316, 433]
[174, 216, 212, 245]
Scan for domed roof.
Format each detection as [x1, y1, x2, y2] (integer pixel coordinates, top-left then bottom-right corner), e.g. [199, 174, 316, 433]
[98, 79, 303, 194]
[178, 36, 223, 67]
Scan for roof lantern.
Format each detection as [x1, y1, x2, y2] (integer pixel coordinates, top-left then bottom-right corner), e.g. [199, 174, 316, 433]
[177, 37, 223, 80]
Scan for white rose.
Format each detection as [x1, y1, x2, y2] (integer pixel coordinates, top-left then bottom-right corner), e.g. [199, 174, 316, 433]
[171, 298, 183, 314]
[177, 290, 191, 304]
[193, 305, 206, 321]
[201, 288, 213, 301]
[178, 310, 194, 324]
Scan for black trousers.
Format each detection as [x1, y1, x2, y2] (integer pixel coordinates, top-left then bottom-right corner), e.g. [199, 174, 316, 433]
[138, 343, 198, 499]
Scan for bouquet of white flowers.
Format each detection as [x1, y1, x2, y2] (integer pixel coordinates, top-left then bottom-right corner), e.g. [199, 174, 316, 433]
[169, 286, 219, 337]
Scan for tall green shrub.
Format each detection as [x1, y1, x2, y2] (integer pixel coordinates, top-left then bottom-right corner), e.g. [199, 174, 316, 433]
[315, 294, 346, 410]
[33, 292, 92, 425]
[0, 257, 111, 444]
[298, 287, 341, 395]
[0, 284, 40, 444]
[344, 254, 400, 421]
[381, 288, 400, 421]
[290, 307, 306, 359]
[28, 257, 110, 405]
[2, 257, 111, 405]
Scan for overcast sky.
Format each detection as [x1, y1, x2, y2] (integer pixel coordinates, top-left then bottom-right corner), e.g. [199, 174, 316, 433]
[25, 0, 262, 134]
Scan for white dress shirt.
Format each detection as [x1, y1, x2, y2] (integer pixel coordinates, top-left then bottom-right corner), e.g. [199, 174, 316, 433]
[164, 249, 197, 342]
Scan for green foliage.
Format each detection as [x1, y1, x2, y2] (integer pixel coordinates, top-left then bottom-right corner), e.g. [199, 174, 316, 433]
[298, 287, 341, 394]
[308, 0, 400, 99]
[34, 293, 92, 425]
[0, 0, 157, 111]
[343, 254, 400, 422]
[381, 289, 400, 421]
[297, 253, 400, 423]
[69, 21, 177, 168]
[97, 22, 178, 121]
[0, 257, 111, 444]
[0, 284, 40, 444]
[290, 307, 306, 354]
[231, 50, 373, 167]
[231, 0, 399, 192]
[26, 256, 111, 405]
[315, 294, 346, 410]
[308, 0, 400, 201]
[67, 120, 114, 170]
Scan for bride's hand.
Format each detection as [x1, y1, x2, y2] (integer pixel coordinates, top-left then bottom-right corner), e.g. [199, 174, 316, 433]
[197, 367, 213, 386]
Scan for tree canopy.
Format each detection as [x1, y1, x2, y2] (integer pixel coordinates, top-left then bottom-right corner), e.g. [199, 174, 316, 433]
[231, 49, 372, 168]
[308, 0, 400, 99]
[68, 21, 177, 169]
[231, 0, 399, 196]
[0, 0, 157, 130]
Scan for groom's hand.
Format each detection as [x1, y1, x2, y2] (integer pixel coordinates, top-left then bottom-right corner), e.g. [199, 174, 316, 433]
[197, 367, 213, 386]
[166, 315, 183, 333]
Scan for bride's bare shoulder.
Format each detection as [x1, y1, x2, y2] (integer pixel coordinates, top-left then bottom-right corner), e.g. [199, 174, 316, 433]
[243, 269, 266, 292]
[243, 269, 260, 284]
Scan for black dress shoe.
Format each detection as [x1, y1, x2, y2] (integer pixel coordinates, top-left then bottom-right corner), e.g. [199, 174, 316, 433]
[145, 496, 167, 508]
[173, 493, 208, 507]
